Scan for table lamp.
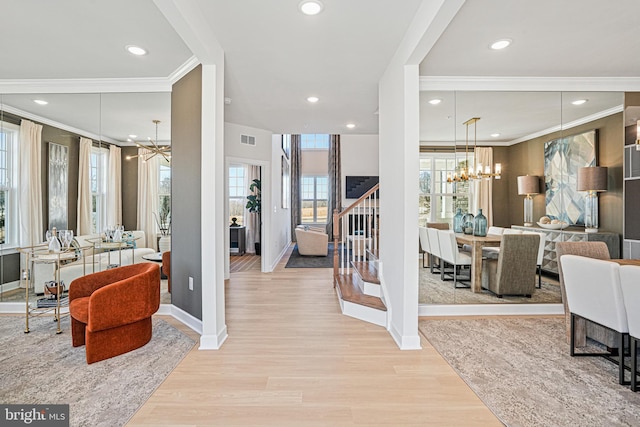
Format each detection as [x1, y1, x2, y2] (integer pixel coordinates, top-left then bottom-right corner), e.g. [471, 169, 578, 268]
[517, 175, 540, 226]
[577, 166, 608, 233]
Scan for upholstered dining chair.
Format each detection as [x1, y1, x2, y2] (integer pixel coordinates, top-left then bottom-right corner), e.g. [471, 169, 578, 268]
[560, 255, 629, 385]
[523, 231, 546, 288]
[437, 229, 471, 288]
[426, 227, 443, 275]
[619, 265, 640, 392]
[481, 233, 539, 298]
[556, 241, 615, 348]
[69, 263, 161, 364]
[418, 227, 431, 268]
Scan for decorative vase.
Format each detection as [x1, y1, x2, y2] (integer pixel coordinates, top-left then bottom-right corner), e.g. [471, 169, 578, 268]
[453, 208, 464, 233]
[474, 209, 487, 237]
[158, 235, 171, 253]
[462, 213, 474, 235]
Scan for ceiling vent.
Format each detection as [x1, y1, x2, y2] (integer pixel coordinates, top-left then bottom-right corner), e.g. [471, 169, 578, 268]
[240, 134, 256, 146]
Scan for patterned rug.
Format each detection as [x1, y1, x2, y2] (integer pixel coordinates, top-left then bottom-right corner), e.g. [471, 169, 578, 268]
[0, 315, 195, 427]
[284, 243, 335, 268]
[419, 317, 640, 427]
[419, 262, 562, 304]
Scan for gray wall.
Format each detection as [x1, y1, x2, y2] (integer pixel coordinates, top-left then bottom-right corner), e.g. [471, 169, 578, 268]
[171, 65, 203, 319]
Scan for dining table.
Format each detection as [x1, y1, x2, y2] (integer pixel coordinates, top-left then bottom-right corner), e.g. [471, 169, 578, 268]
[455, 233, 503, 293]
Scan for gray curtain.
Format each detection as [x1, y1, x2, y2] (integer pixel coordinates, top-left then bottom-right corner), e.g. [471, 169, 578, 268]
[290, 134, 302, 242]
[326, 135, 342, 237]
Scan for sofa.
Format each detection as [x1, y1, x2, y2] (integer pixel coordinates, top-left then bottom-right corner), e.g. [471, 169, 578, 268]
[295, 225, 329, 256]
[33, 230, 156, 294]
[69, 262, 161, 363]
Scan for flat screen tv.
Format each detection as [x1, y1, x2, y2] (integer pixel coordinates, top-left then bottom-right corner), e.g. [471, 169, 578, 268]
[345, 176, 379, 199]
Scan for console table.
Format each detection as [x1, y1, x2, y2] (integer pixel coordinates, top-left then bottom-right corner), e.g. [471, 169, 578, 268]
[230, 226, 246, 255]
[511, 225, 620, 274]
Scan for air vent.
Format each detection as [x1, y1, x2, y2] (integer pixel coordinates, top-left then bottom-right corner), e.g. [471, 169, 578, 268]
[240, 134, 256, 146]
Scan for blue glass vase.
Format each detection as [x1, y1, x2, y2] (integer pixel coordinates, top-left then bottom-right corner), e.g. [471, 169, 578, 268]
[453, 208, 464, 233]
[462, 213, 474, 235]
[474, 209, 487, 237]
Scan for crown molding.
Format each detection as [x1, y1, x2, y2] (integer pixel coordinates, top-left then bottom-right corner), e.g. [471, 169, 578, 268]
[2, 104, 118, 144]
[168, 55, 200, 85]
[0, 77, 172, 94]
[420, 76, 640, 92]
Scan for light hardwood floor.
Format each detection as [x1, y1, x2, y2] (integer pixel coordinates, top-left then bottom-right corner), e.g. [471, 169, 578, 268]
[128, 246, 501, 426]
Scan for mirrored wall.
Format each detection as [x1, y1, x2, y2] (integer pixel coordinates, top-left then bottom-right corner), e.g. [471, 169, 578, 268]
[418, 90, 624, 305]
[0, 92, 172, 305]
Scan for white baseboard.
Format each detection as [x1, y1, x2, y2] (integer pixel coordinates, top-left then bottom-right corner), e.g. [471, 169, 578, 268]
[389, 322, 422, 350]
[1, 280, 21, 293]
[0, 302, 26, 313]
[169, 304, 203, 335]
[418, 303, 565, 317]
[199, 325, 228, 350]
[270, 242, 291, 272]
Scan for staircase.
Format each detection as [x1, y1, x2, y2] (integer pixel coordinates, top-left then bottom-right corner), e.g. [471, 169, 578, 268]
[332, 183, 387, 327]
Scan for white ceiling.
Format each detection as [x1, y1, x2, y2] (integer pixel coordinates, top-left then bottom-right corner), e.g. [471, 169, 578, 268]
[1, 0, 639, 143]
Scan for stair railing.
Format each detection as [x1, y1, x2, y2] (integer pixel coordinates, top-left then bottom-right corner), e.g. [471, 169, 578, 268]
[333, 183, 379, 277]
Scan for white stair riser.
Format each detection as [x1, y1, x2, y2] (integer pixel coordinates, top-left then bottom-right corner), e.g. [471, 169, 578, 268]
[363, 281, 381, 297]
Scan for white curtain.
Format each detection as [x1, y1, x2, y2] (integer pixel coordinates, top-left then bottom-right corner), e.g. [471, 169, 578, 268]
[107, 144, 122, 227]
[18, 120, 43, 246]
[245, 165, 260, 254]
[137, 149, 159, 250]
[76, 138, 93, 235]
[473, 147, 494, 226]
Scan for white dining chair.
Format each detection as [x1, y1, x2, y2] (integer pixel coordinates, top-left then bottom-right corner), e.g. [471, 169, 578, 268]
[418, 226, 431, 269]
[427, 227, 443, 275]
[560, 254, 629, 385]
[619, 265, 640, 392]
[437, 229, 472, 288]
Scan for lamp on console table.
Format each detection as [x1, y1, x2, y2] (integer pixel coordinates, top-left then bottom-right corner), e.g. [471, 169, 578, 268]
[517, 175, 539, 226]
[577, 166, 608, 233]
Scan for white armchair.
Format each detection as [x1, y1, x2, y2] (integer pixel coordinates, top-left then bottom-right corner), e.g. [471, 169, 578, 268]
[295, 226, 329, 256]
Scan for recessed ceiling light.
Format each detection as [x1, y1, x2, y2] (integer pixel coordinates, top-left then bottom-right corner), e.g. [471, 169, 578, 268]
[128, 134, 137, 139]
[428, 98, 442, 105]
[572, 99, 588, 105]
[307, 96, 319, 103]
[127, 138, 132, 142]
[490, 39, 512, 50]
[346, 123, 356, 129]
[491, 133, 501, 138]
[33, 99, 48, 105]
[299, 0, 324, 15]
[125, 45, 147, 56]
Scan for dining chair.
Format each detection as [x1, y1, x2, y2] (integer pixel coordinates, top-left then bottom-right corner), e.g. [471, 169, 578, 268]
[481, 233, 539, 297]
[427, 227, 443, 275]
[437, 229, 471, 288]
[523, 231, 546, 288]
[418, 226, 431, 268]
[560, 254, 629, 385]
[619, 265, 640, 391]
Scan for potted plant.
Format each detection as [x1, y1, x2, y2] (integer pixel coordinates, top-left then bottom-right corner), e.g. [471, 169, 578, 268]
[245, 178, 261, 255]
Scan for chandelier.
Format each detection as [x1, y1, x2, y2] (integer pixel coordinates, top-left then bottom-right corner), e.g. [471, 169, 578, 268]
[125, 120, 171, 163]
[447, 117, 501, 182]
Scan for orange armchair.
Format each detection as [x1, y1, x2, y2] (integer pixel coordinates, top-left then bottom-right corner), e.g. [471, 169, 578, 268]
[162, 251, 171, 293]
[69, 263, 161, 364]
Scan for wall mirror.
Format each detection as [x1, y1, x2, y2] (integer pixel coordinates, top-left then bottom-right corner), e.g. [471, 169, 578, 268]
[419, 90, 623, 306]
[0, 92, 172, 306]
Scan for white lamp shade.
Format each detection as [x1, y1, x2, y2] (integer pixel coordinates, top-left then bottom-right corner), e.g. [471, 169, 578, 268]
[517, 175, 539, 195]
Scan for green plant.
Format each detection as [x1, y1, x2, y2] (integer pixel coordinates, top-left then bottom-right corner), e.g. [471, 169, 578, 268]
[245, 179, 261, 214]
[155, 196, 171, 236]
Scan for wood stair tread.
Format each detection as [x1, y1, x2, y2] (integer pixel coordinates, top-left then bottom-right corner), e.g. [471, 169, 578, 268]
[335, 274, 386, 311]
[351, 261, 380, 284]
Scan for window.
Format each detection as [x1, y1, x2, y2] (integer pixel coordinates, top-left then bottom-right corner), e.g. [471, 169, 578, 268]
[301, 175, 328, 224]
[158, 158, 171, 232]
[90, 147, 108, 233]
[301, 134, 329, 150]
[229, 165, 246, 225]
[419, 153, 474, 227]
[0, 121, 18, 246]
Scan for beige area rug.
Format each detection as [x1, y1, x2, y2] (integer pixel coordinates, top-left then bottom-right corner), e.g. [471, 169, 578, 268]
[0, 315, 195, 427]
[419, 263, 562, 304]
[419, 317, 640, 427]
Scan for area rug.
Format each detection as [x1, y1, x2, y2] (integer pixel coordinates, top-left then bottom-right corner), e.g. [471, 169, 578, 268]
[0, 315, 195, 427]
[284, 243, 335, 268]
[419, 317, 640, 427]
[419, 265, 562, 304]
